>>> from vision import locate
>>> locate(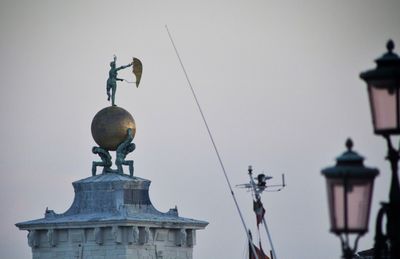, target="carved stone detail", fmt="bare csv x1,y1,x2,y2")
155,245,164,259
176,229,187,247
47,229,57,247
187,229,195,247
127,226,139,244
139,226,152,244
94,227,103,245
27,230,39,248
133,226,139,243
111,226,122,244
